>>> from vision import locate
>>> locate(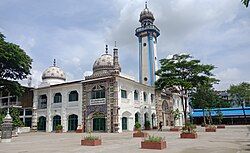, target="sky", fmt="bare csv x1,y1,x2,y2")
0,0,249,90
